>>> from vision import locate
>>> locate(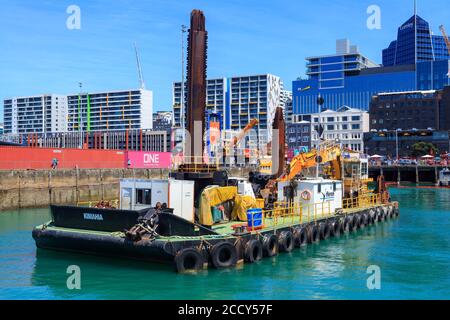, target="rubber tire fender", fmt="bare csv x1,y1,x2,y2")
319,222,330,240
368,209,376,224
346,215,355,232
377,207,384,222
244,239,263,263
279,231,295,252
382,206,390,220
353,214,361,230
210,241,238,269
174,248,205,273
331,219,341,237
388,205,395,219
293,227,308,247
361,213,369,227
339,217,346,234
311,224,320,243
343,216,351,233
262,234,278,257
